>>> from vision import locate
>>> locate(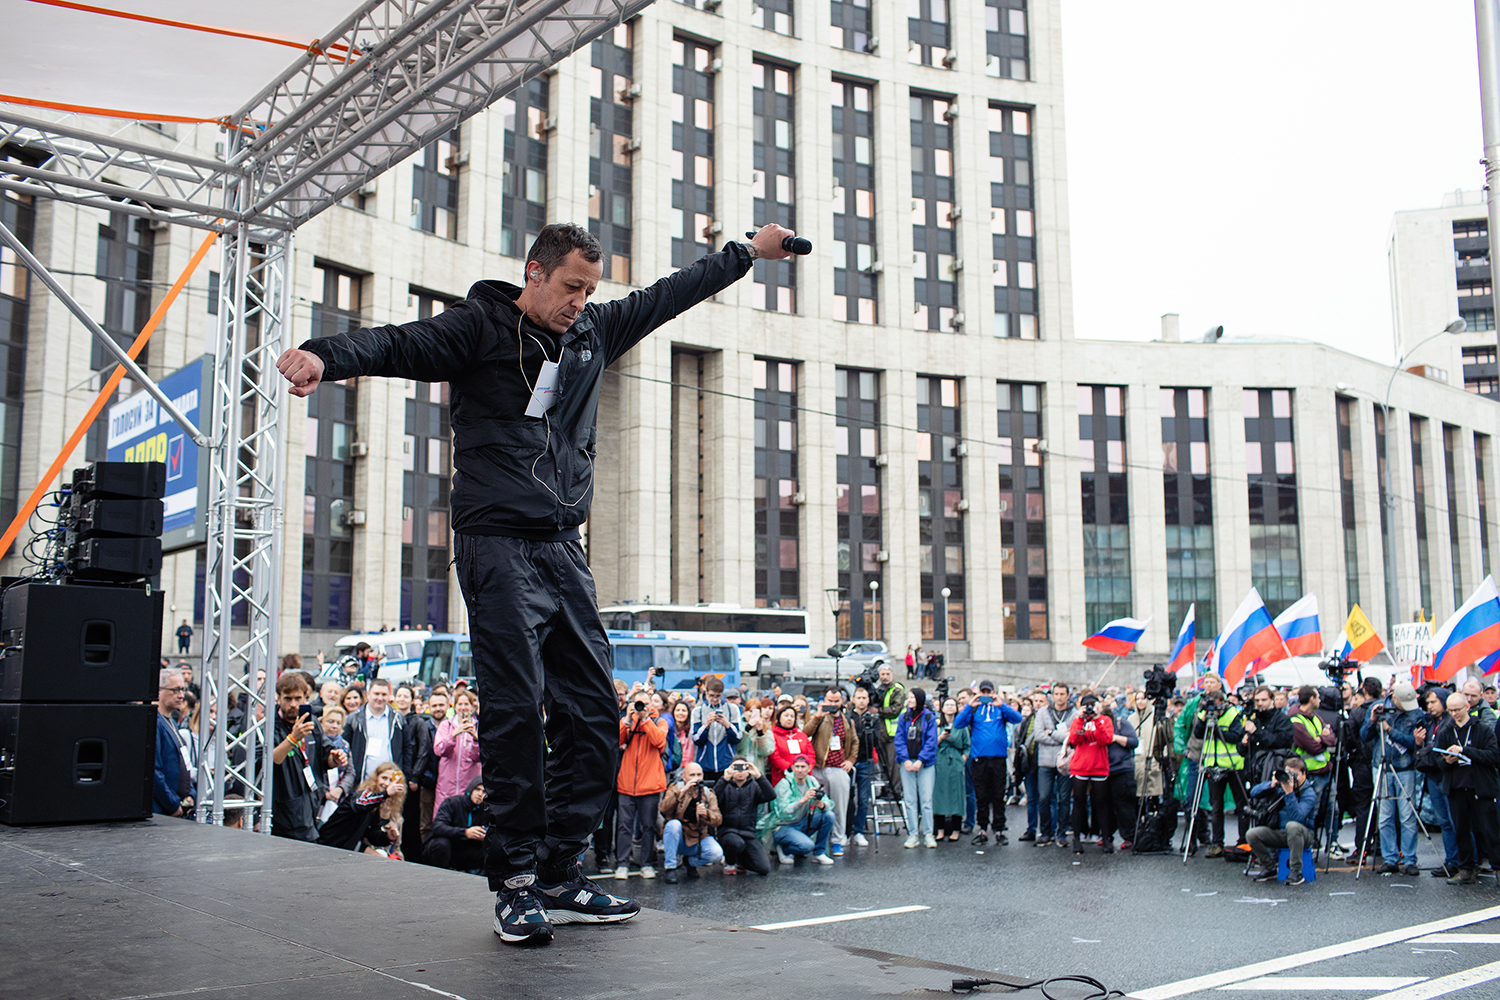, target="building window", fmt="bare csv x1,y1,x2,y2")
911,94,958,332
1244,389,1301,617
589,22,634,283
0,177,31,527
753,0,793,35
1080,385,1129,633
755,359,799,608
836,368,882,637
1464,344,1499,399
672,38,717,269
830,0,872,52
908,0,951,67
918,377,964,639
752,61,797,313
1444,424,1463,611
411,128,460,239
1457,281,1492,298
832,79,877,323
1454,220,1489,239
400,291,454,630
1459,308,1494,331
1162,388,1215,639
998,381,1045,639
302,263,363,632
499,79,549,259
1337,396,1359,611
988,104,1037,339
1479,433,1494,578
95,209,154,371
985,0,1028,79
1411,417,1433,617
